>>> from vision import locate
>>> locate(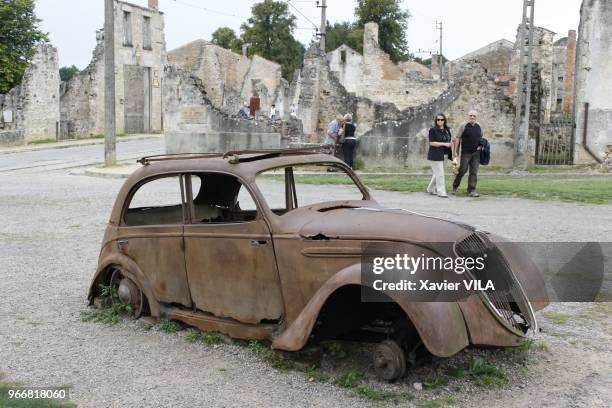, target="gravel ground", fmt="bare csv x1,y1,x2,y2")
0,146,610,407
